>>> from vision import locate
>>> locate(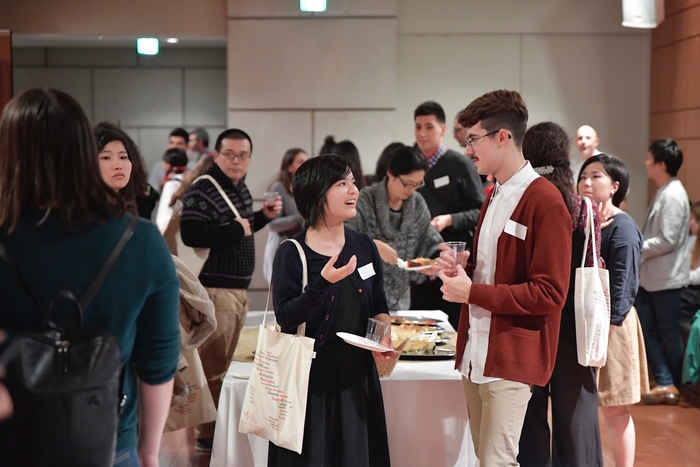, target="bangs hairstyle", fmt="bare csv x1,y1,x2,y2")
94,121,149,212
292,155,353,228
0,88,124,232
579,153,629,208
458,89,528,147
522,121,577,218
386,145,428,177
